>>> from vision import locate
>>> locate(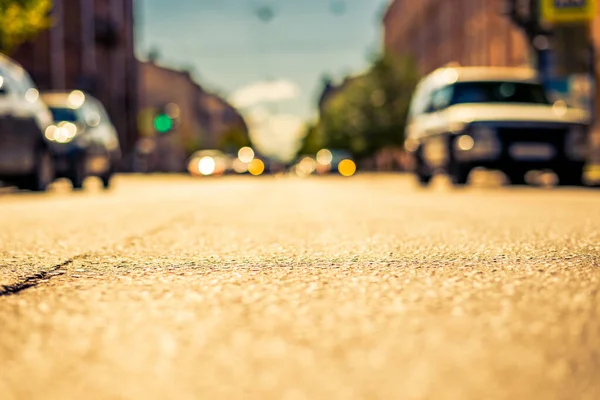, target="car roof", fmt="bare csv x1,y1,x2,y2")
41,91,98,108
40,93,71,107
424,66,539,88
